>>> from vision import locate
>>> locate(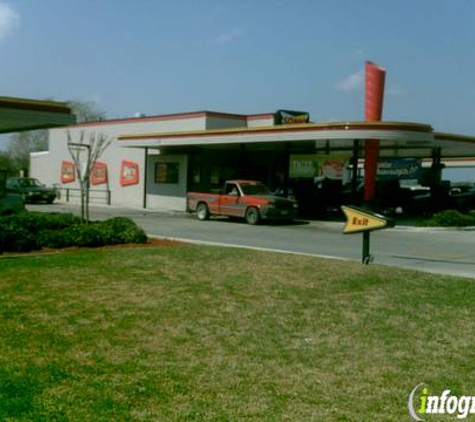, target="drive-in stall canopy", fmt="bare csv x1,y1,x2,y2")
117,120,475,212
117,120,475,158
0,95,75,134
